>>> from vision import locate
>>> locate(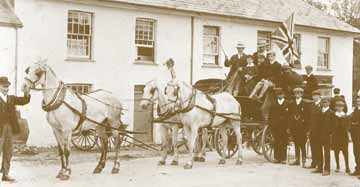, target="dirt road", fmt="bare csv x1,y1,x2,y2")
4,147,360,187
